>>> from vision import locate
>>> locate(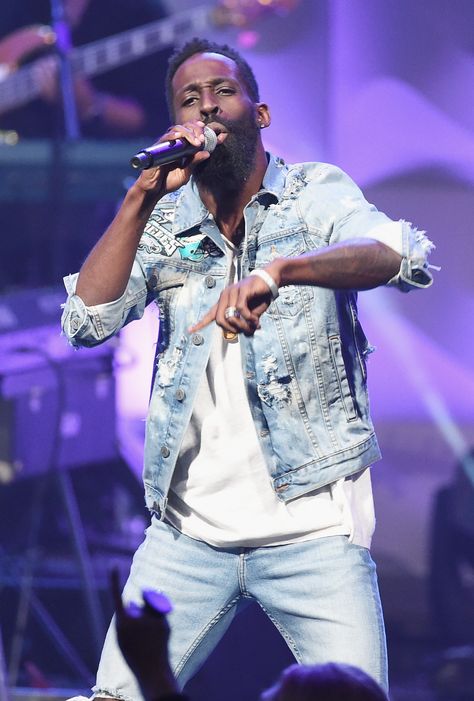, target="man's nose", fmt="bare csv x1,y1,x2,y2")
200,94,219,119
